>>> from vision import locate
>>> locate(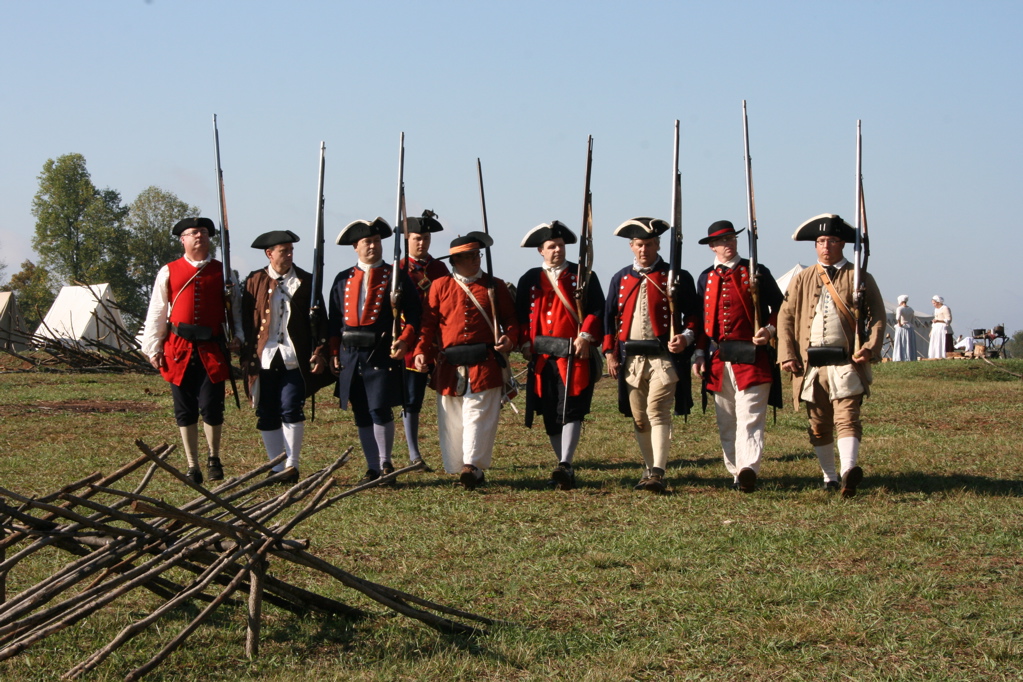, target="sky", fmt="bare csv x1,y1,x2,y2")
1,1,1020,337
